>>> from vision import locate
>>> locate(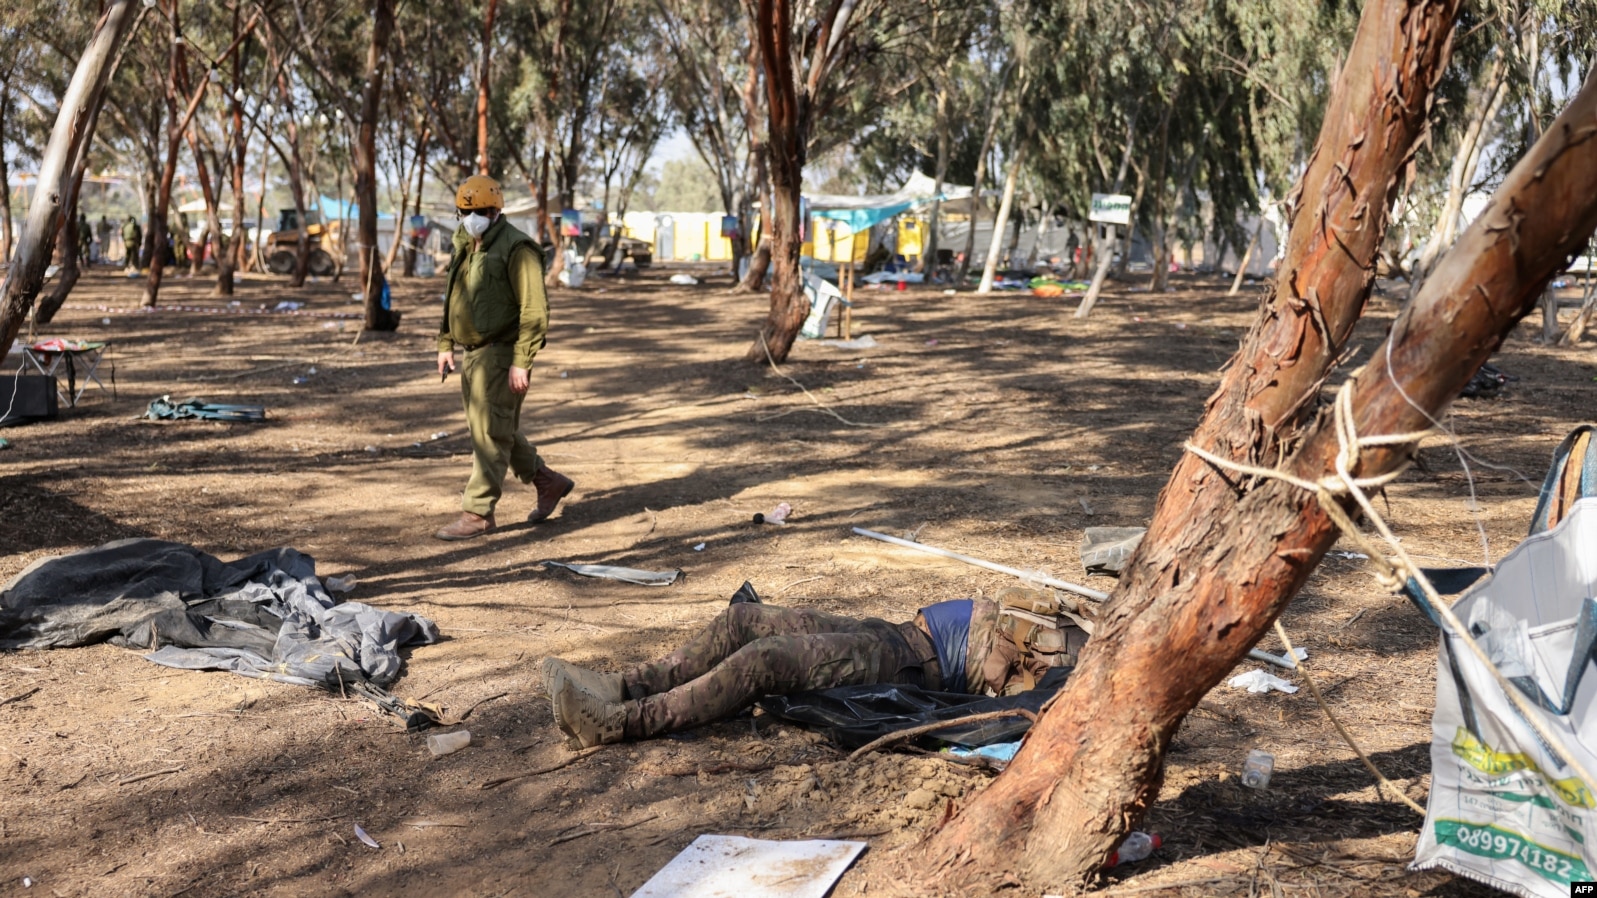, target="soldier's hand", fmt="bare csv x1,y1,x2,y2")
438,351,455,379
508,366,530,394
